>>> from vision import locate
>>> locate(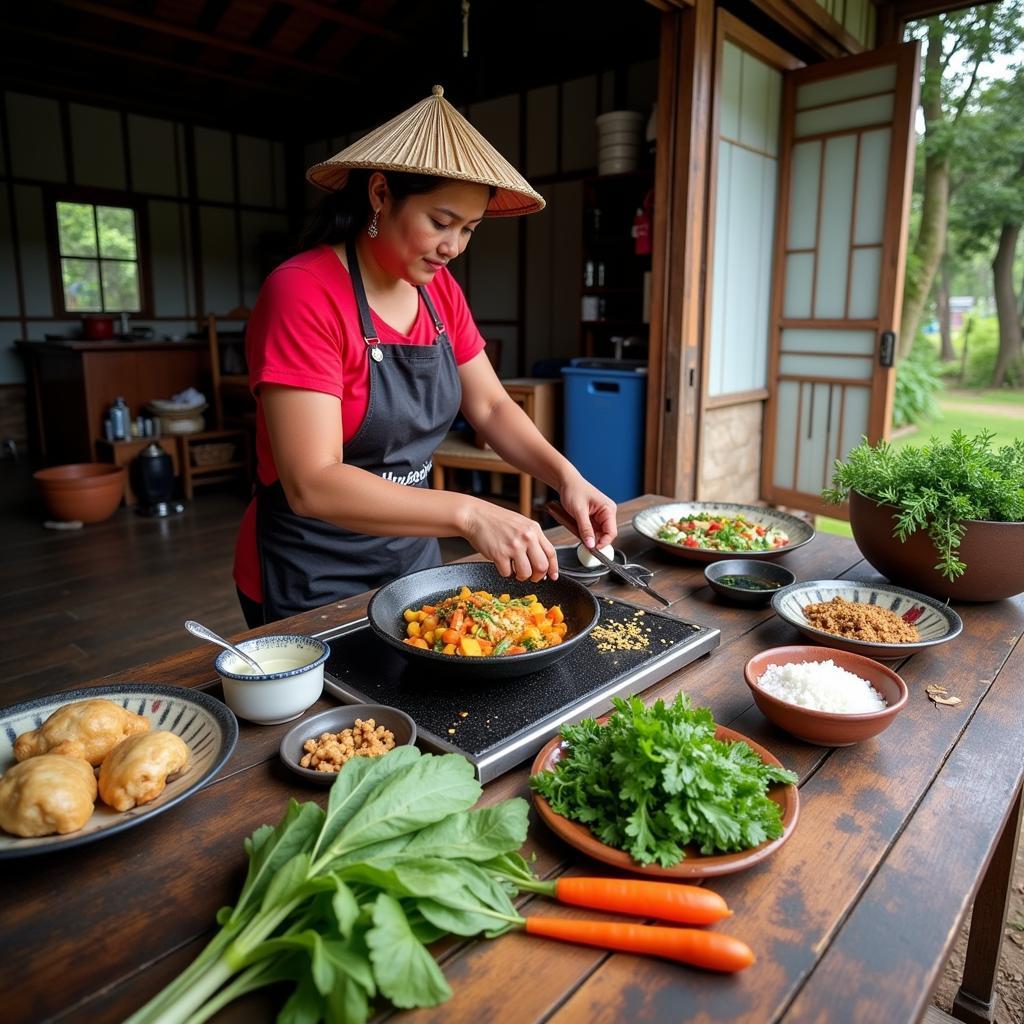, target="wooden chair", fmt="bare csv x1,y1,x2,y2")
431,374,560,521
178,315,252,500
